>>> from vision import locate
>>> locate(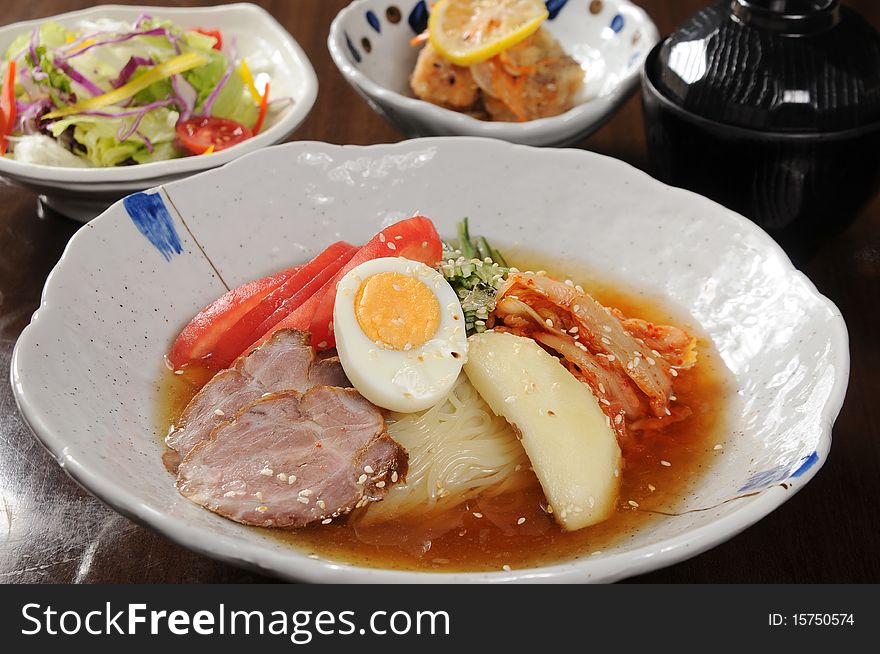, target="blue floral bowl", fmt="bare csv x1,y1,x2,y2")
328,0,659,146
